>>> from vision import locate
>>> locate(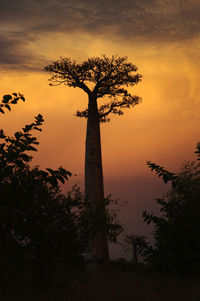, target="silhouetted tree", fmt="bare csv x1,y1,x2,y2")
142,143,200,274
125,235,147,264
45,55,142,267
0,114,84,280
0,93,123,284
